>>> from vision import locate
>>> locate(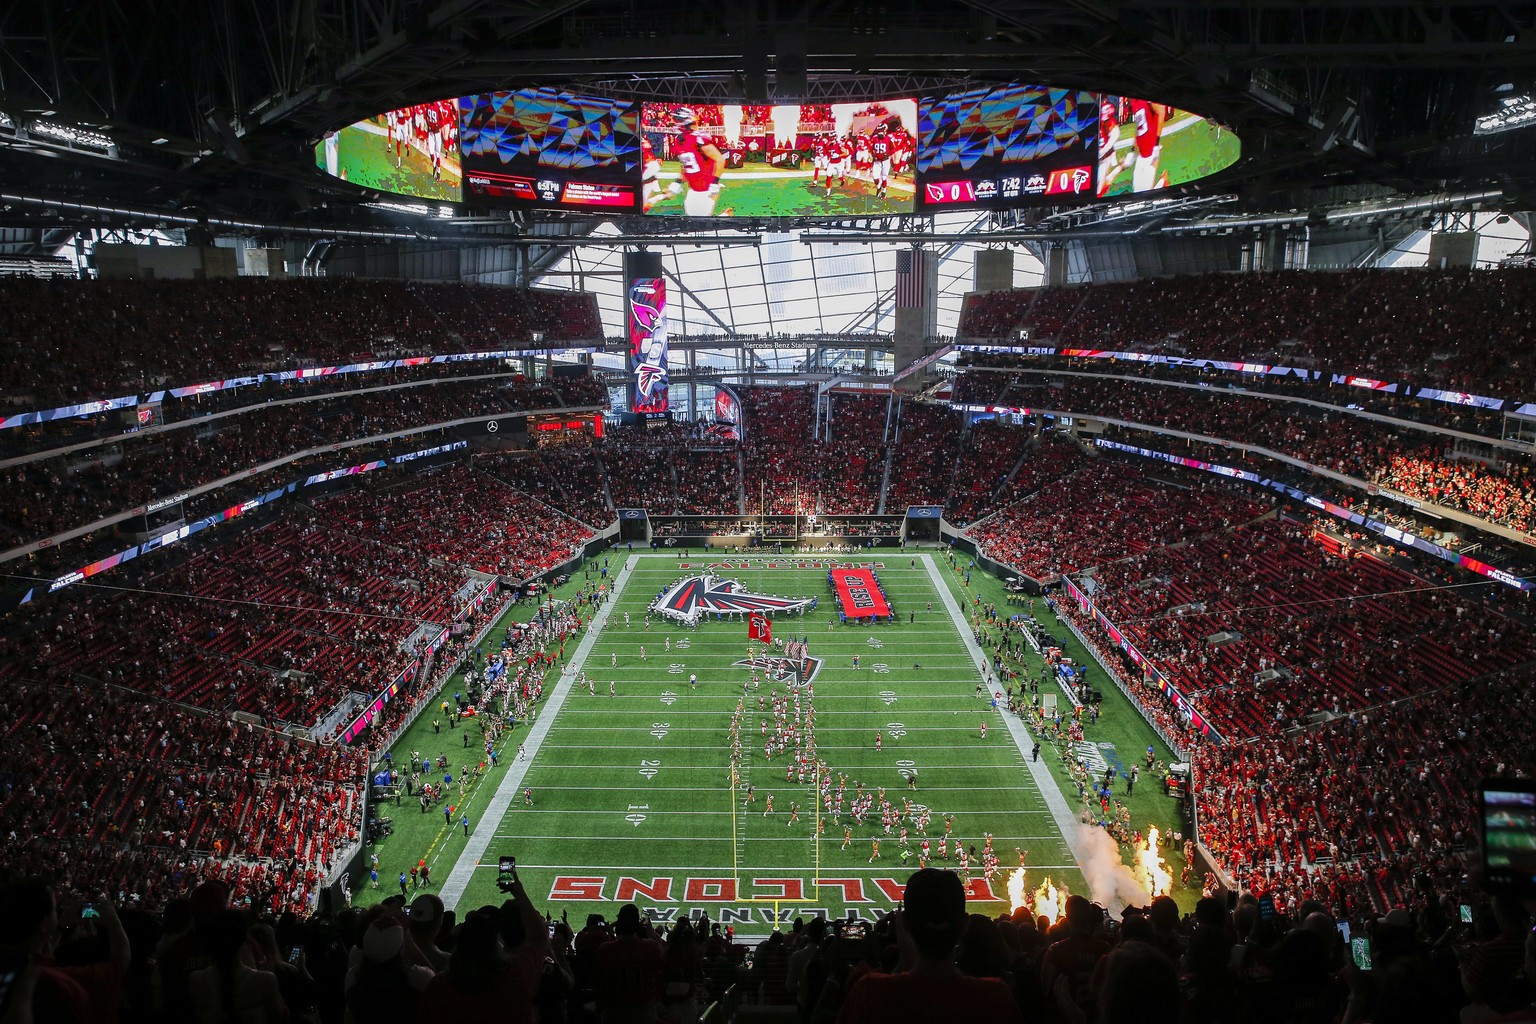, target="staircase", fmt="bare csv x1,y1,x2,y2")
735,449,747,514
